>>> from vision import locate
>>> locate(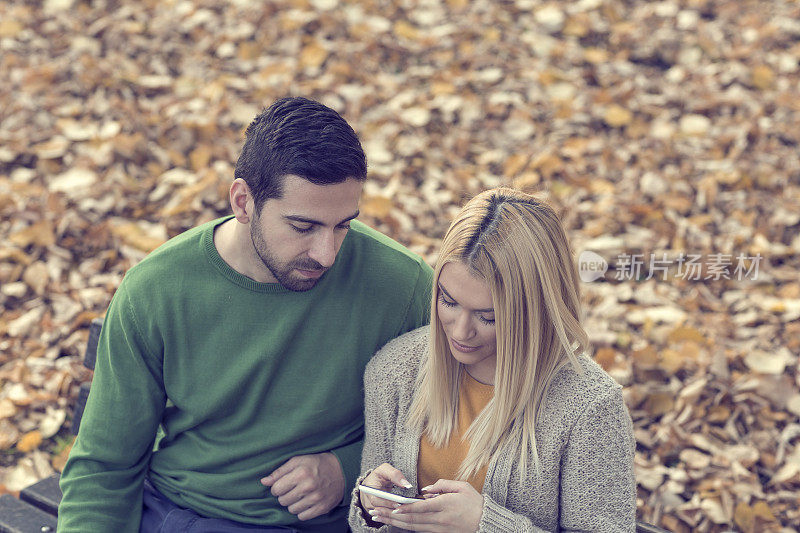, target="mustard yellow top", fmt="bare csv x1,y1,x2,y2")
417,369,495,491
